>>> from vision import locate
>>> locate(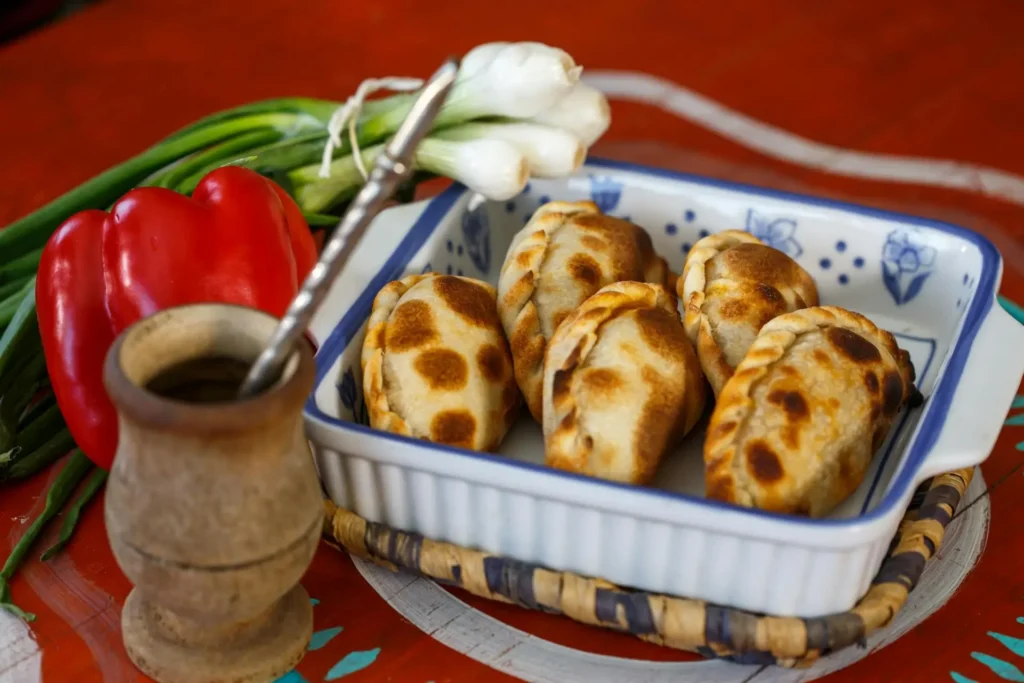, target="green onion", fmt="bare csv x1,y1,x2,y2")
0,278,30,302
292,135,530,211
0,249,43,286
432,42,580,125
40,467,108,561
0,447,20,471
0,295,21,331
523,81,611,147
0,280,36,383
6,429,75,482
0,351,48,453
289,146,382,213
17,392,56,430
162,98,337,143
0,113,322,258
432,121,584,178
15,402,63,452
0,450,92,621
303,213,343,227
334,43,581,143
175,133,334,195
0,336,39,402
149,129,285,191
